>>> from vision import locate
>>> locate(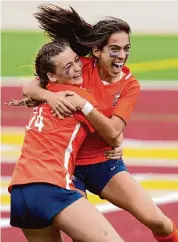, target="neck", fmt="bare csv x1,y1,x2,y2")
97,62,122,84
